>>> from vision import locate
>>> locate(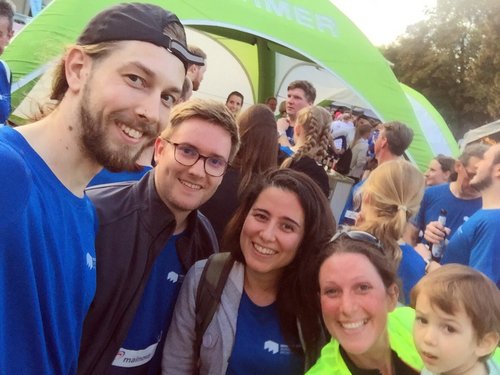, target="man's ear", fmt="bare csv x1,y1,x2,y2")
153,137,165,165
475,331,499,358
379,135,388,149
492,163,500,179
188,64,198,75
64,47,91,93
